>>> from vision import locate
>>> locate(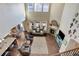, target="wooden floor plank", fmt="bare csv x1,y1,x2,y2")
46,34,59,55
